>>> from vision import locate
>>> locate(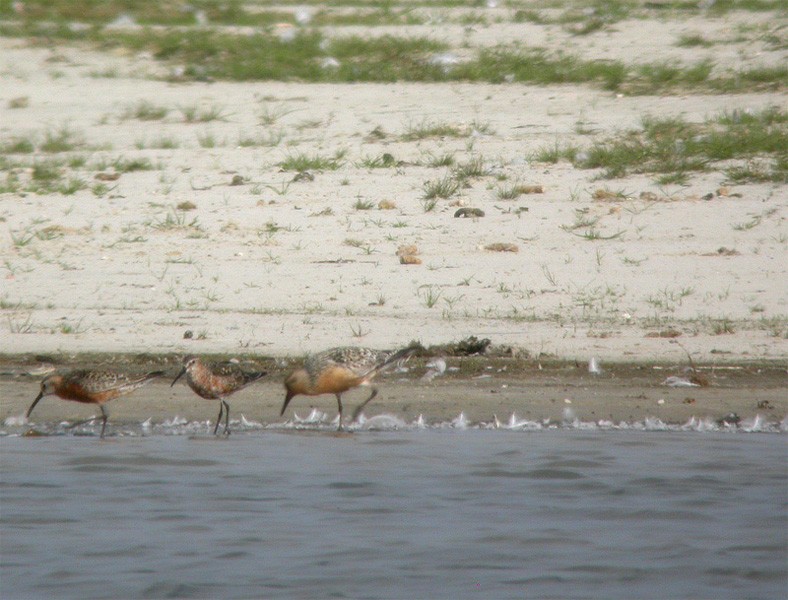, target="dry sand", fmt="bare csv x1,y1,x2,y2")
0,7,786,428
